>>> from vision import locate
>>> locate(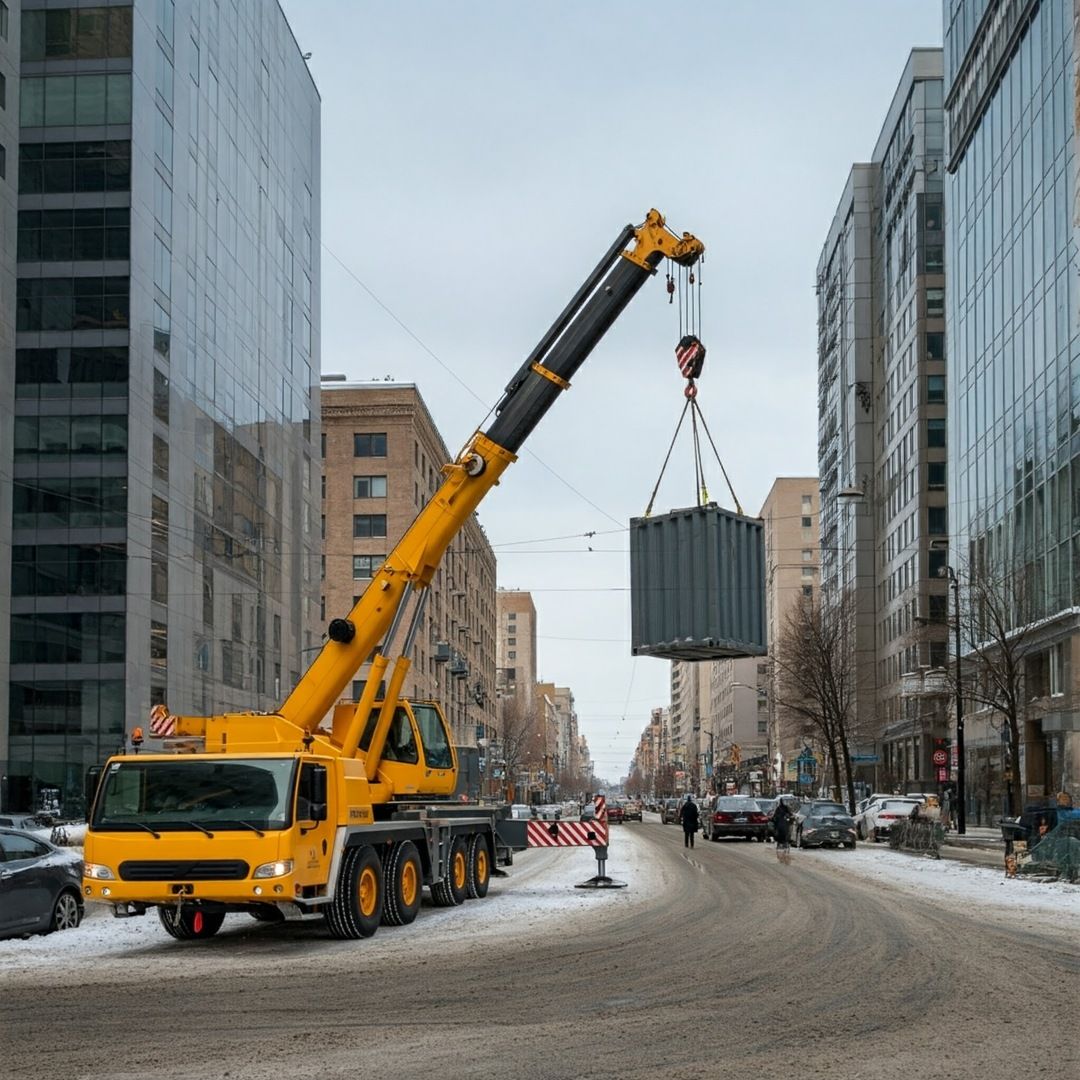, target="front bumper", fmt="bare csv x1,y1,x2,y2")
803,829,856,847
